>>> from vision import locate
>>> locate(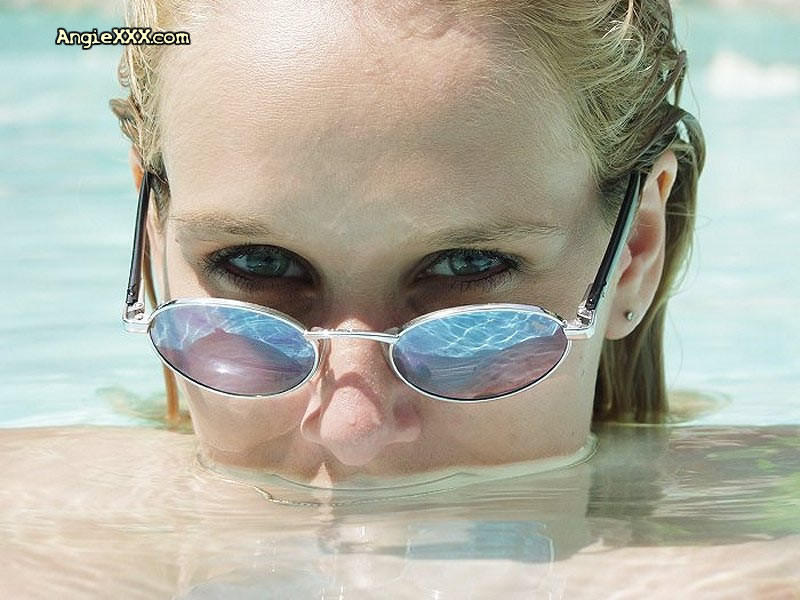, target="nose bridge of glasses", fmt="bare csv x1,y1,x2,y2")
304,328,399,345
